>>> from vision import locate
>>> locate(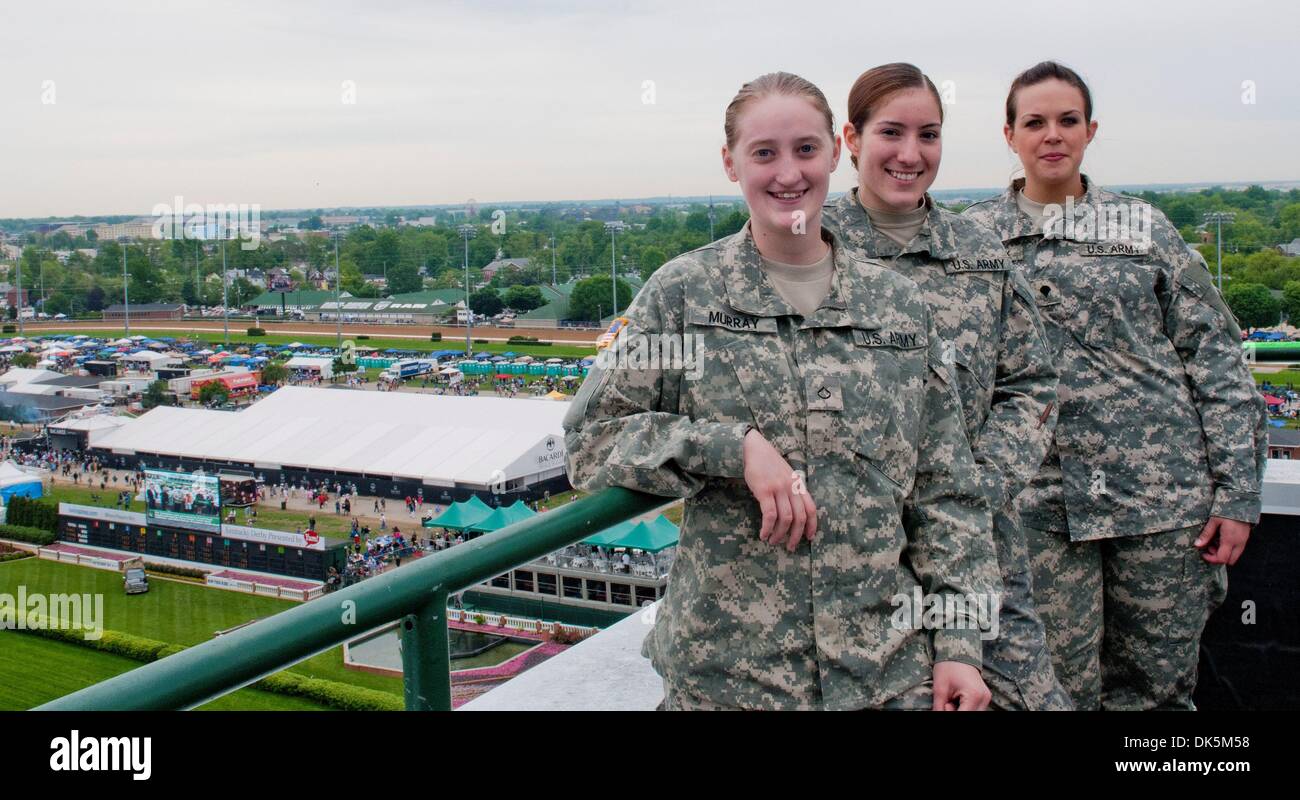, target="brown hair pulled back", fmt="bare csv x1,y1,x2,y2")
845,63,944,169
1005,61,1093,127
